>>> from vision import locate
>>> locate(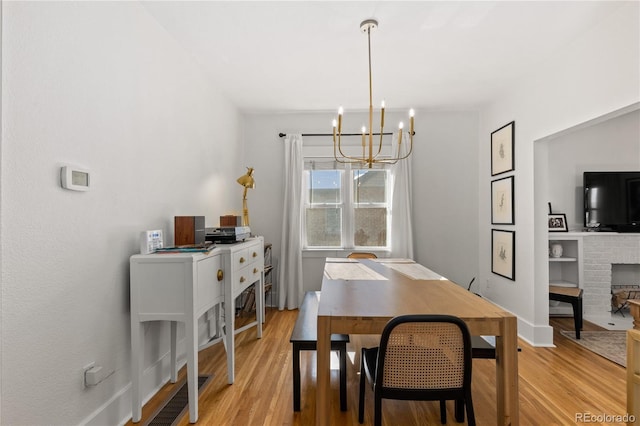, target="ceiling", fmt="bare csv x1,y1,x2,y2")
141,1,628,113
